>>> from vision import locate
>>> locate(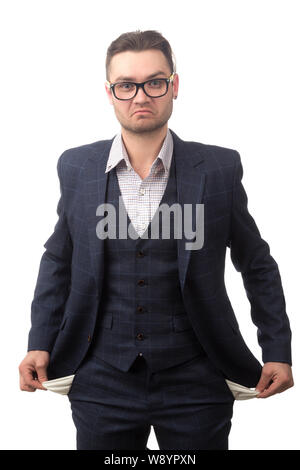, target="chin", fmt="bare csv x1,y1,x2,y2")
121,120,164,134
139,117,169,130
